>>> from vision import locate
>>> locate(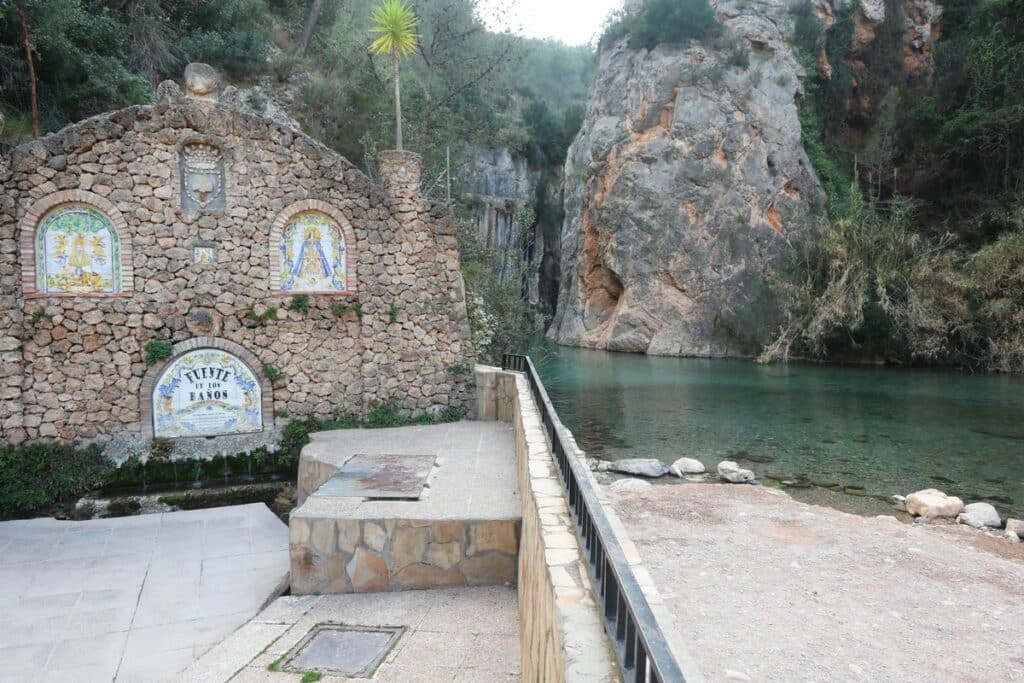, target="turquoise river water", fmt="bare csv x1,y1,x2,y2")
536,346,1024,519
